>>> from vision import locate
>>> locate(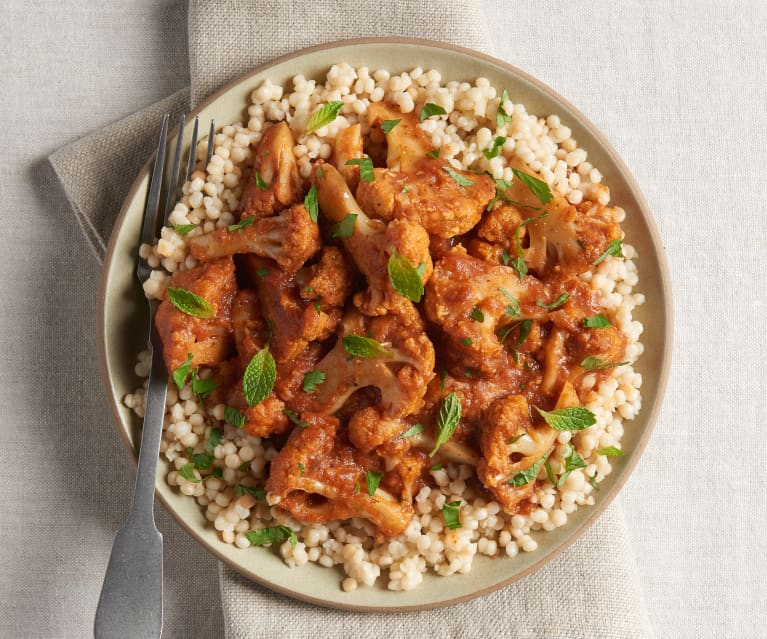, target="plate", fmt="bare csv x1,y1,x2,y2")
98,38,672,611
